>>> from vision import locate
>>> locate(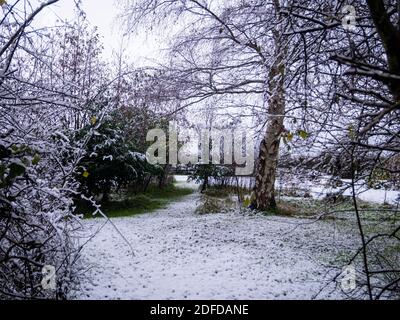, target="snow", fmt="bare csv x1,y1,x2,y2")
174,175,200,190
306,177,400,205
356,188,399,204
210,176,400,205
73,177,359,300
128,151,146,161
